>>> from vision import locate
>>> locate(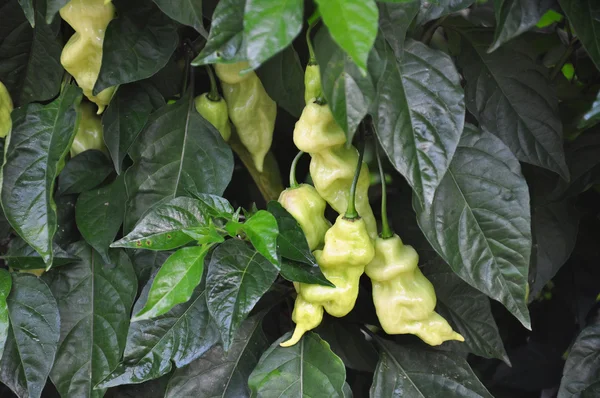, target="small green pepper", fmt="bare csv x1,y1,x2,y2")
194,93,232,142
0,81,13,138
